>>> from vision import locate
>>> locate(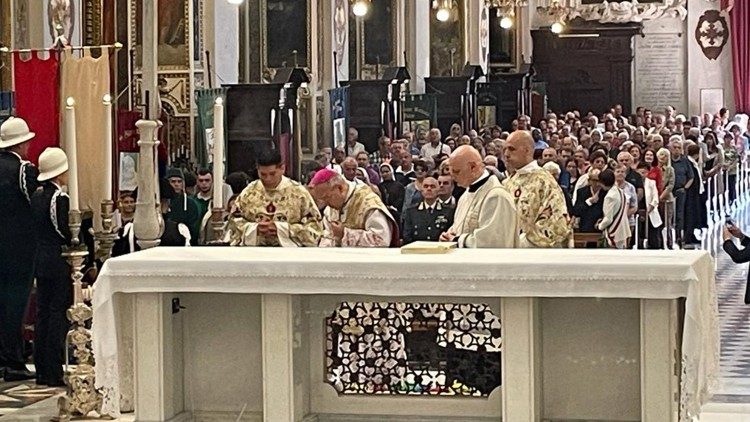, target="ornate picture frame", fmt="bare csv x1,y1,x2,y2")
259,0,312,81
130,0,192,70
